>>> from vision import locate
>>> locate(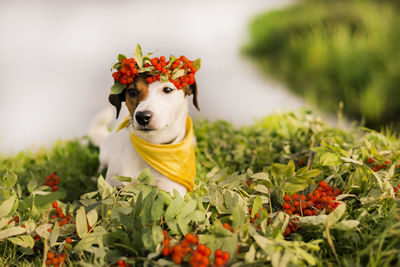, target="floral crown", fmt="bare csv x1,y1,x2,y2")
110,44,201,95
